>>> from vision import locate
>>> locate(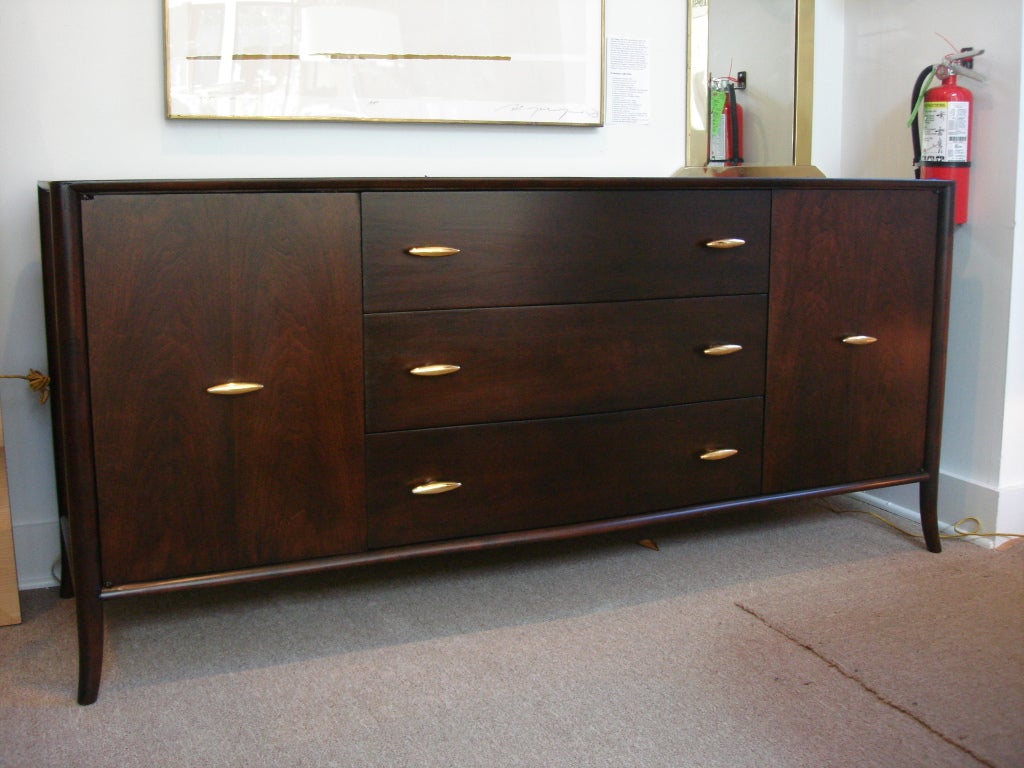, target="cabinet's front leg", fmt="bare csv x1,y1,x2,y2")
919,479,942,553
75,591,104,705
